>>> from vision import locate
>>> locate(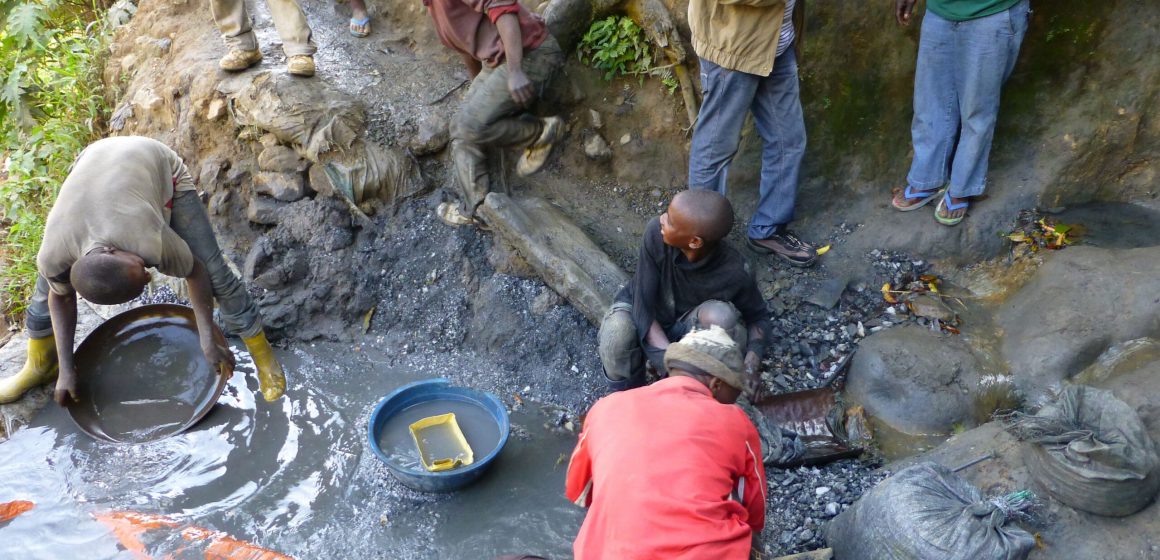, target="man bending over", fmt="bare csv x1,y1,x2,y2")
0,136,286,406
567,327,766,558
